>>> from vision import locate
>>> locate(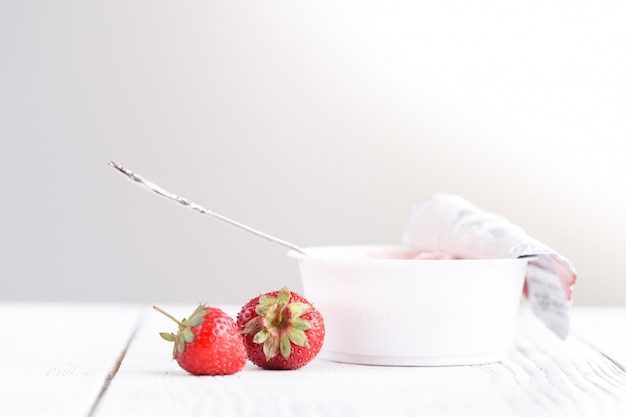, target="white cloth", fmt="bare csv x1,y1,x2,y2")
403,193,576,338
